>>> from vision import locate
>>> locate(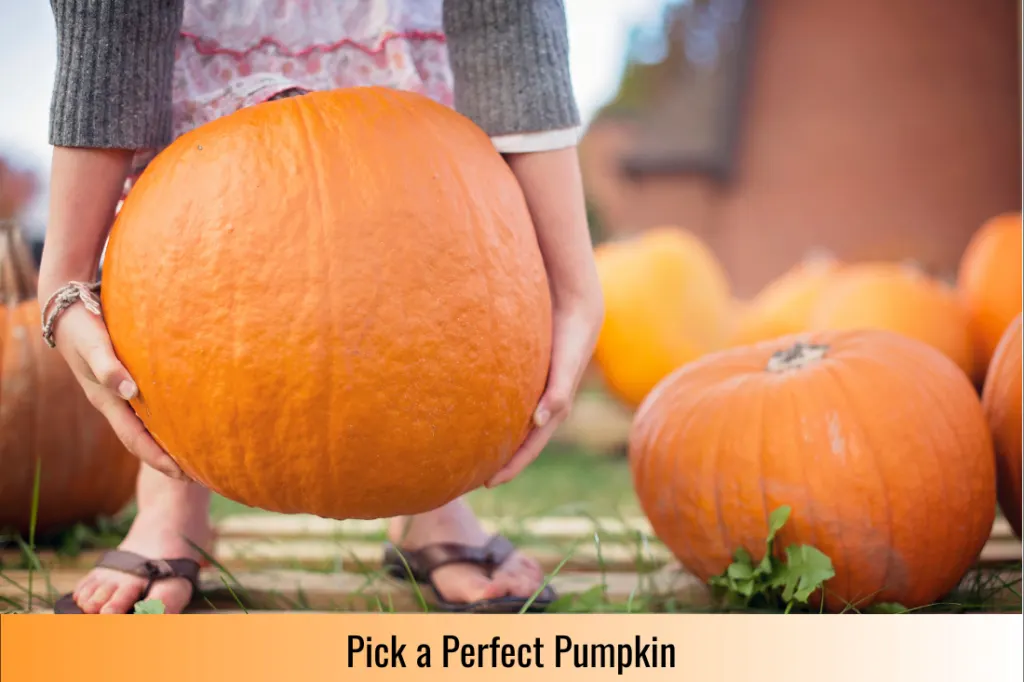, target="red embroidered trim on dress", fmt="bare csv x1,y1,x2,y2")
180,30,447,59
